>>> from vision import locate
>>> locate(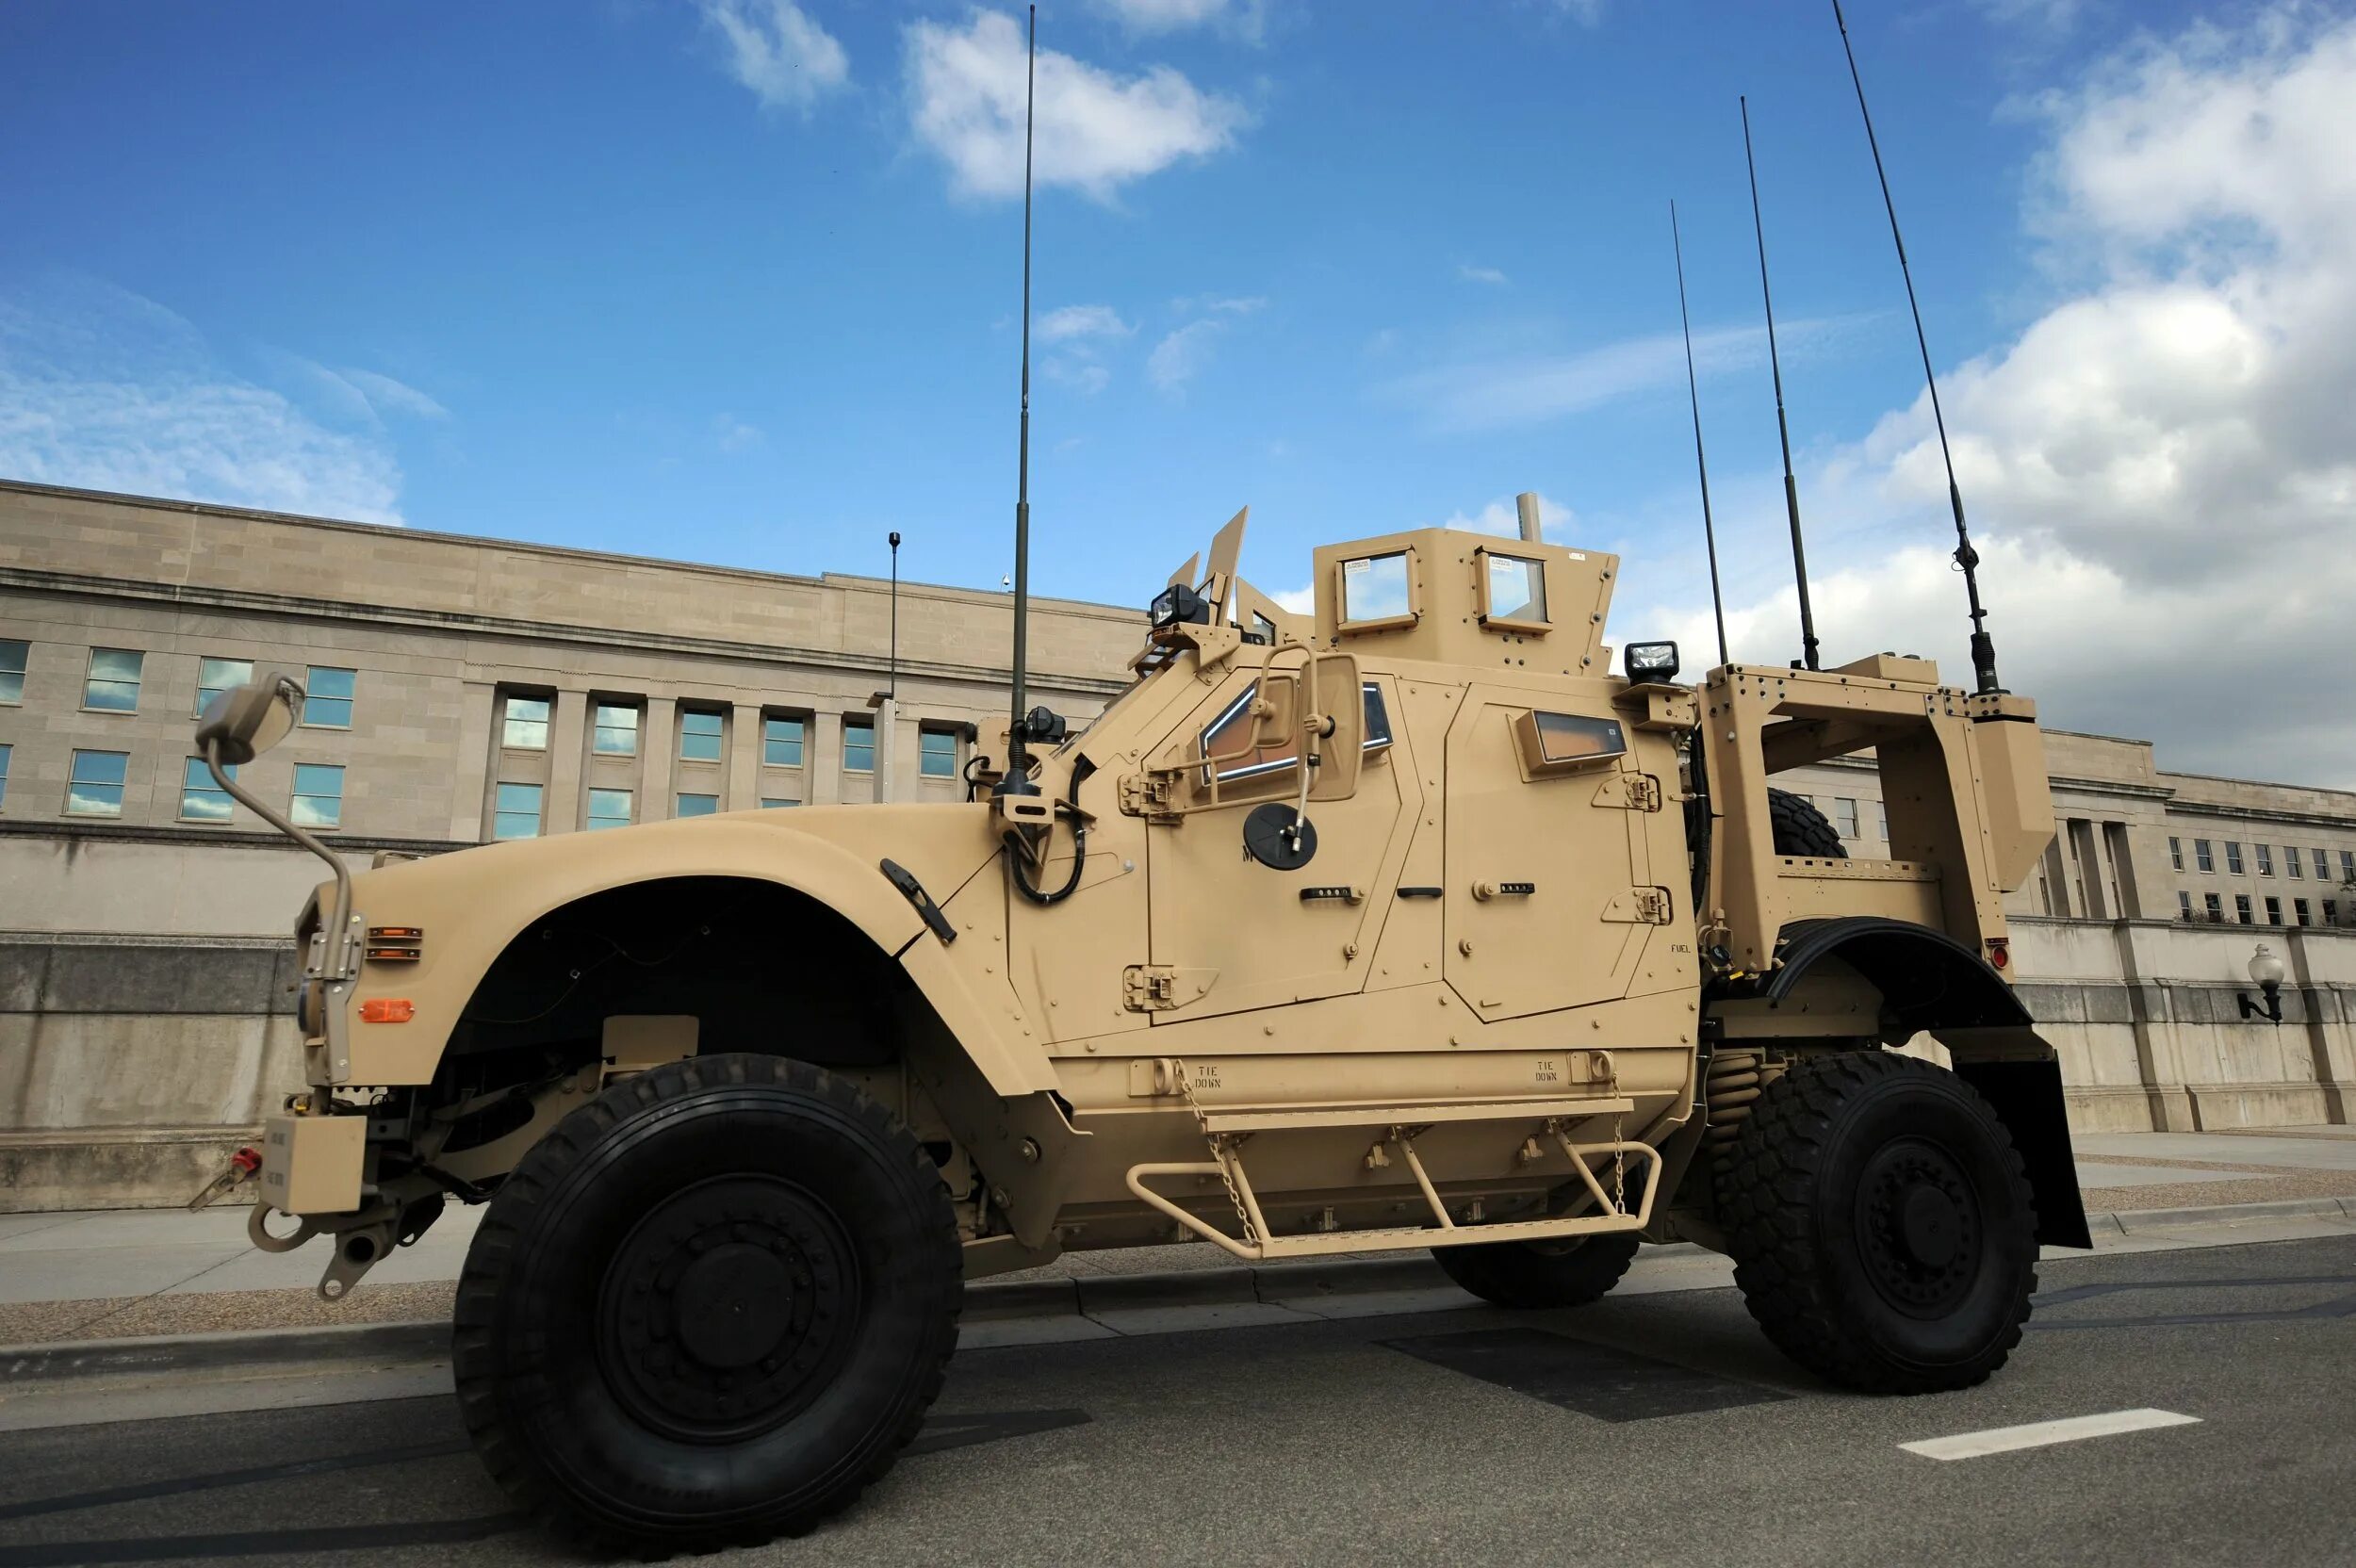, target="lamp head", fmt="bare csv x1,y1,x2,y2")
194,676,303,766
